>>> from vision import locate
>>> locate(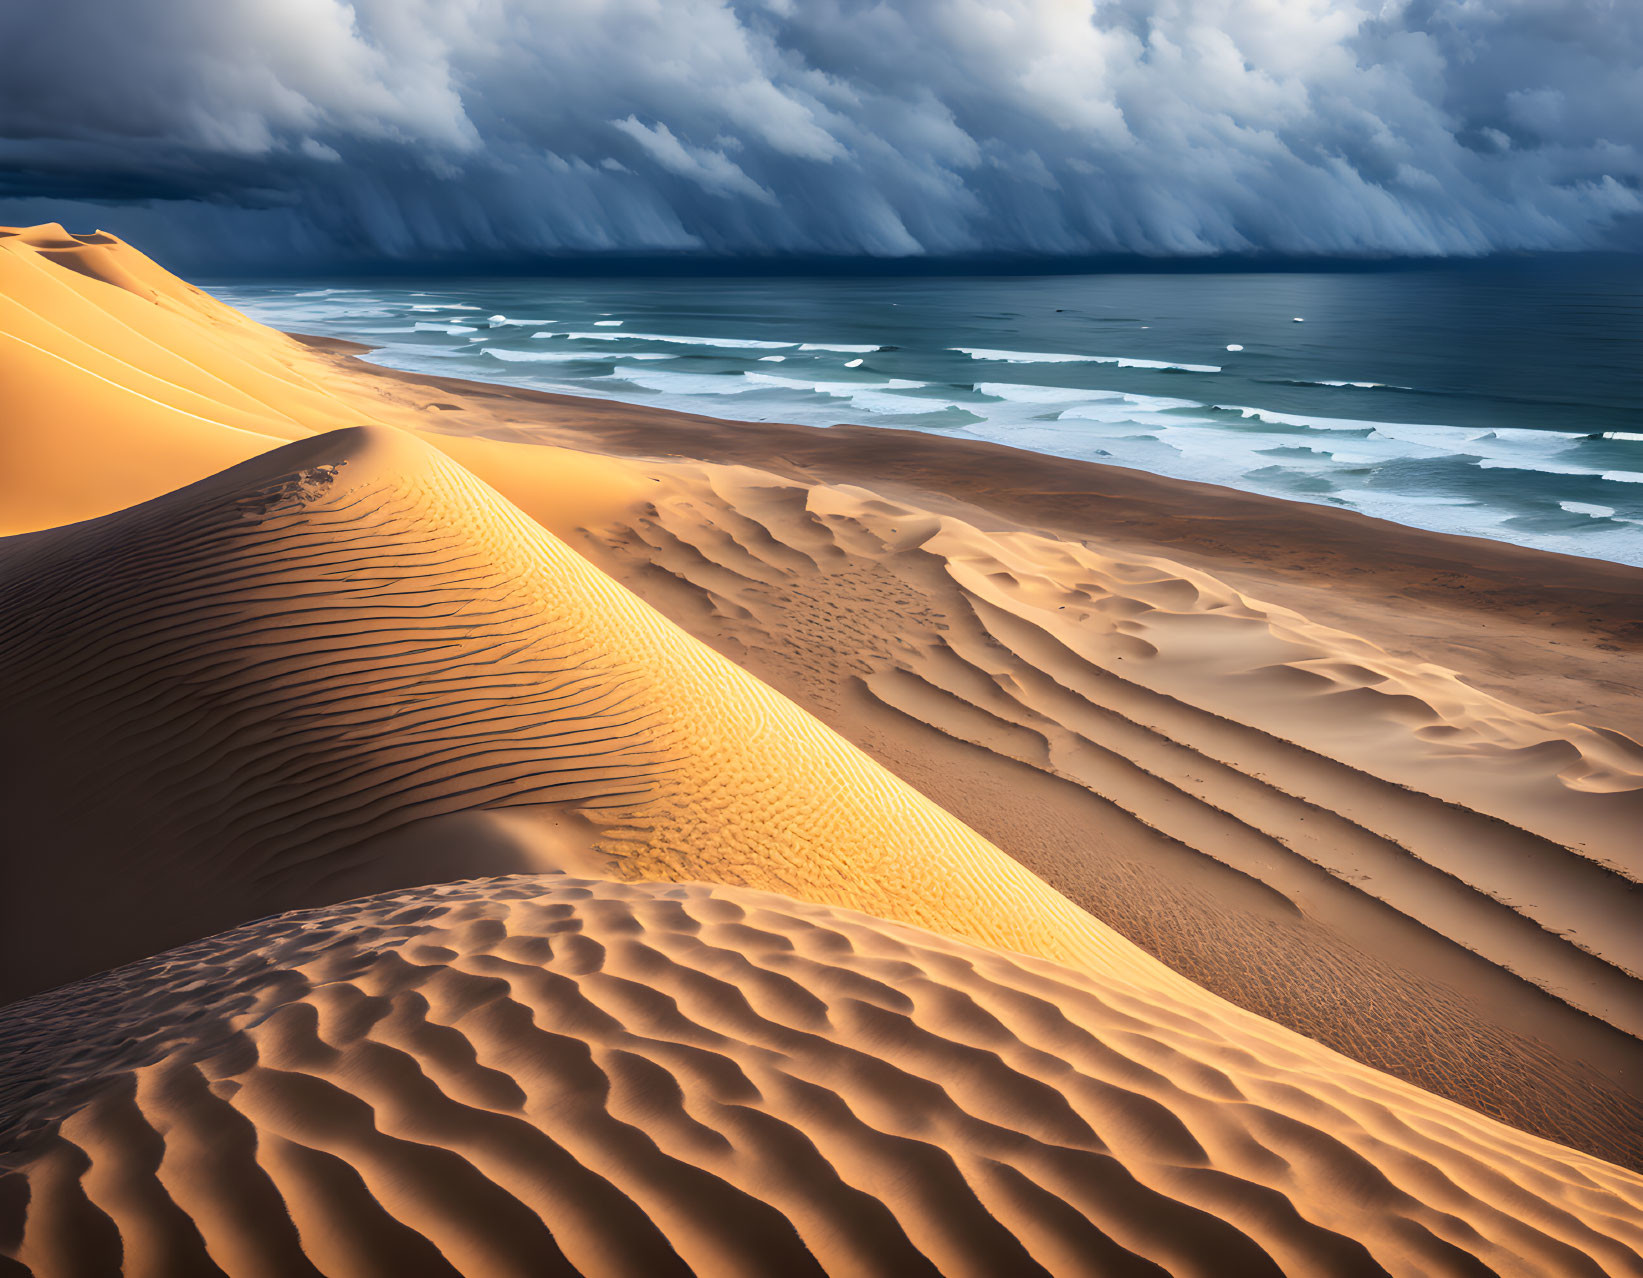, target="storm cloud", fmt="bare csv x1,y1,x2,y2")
2,0,1639,268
